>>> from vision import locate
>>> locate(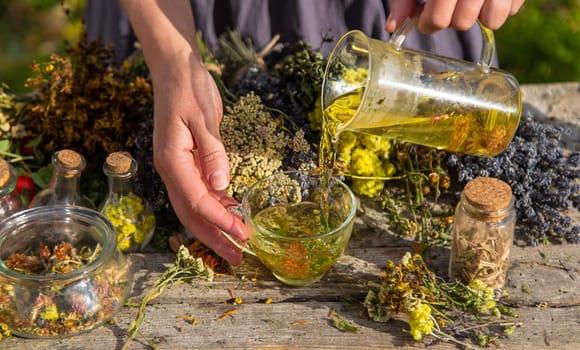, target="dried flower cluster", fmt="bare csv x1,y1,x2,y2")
365,252,518,346
221,92,313,200
23,36,153,166
0,322,11,342
121,245,213,350
0,85,27,140
0,84,34,168
337,131,396,197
